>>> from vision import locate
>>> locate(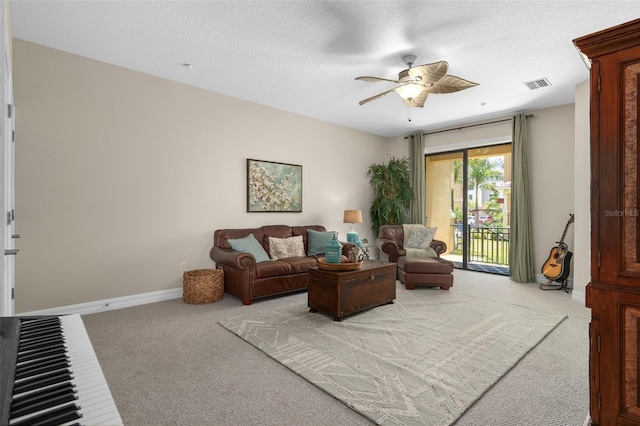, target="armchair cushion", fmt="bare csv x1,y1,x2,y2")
228,233,271,263
405,247,438,258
